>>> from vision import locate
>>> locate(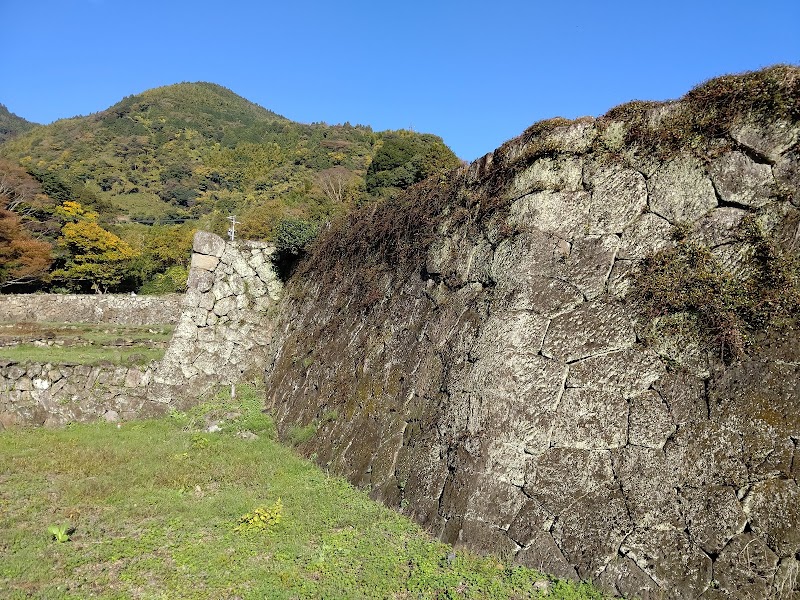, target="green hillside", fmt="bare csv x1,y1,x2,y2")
0,83,460,292
0,104,37,144
0,83,458,225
